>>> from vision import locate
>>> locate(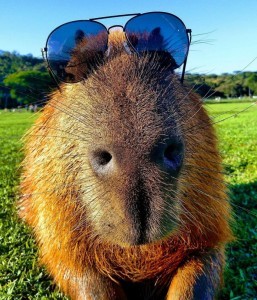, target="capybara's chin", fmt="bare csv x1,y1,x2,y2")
87,191,181,247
